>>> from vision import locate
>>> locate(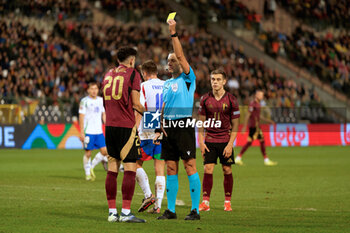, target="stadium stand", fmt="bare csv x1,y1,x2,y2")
178,0,262,31
278,0,350,29
91,0,171,23
0,1,334,123
260,27,350,97
53,20,326,112
1,0,93,21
